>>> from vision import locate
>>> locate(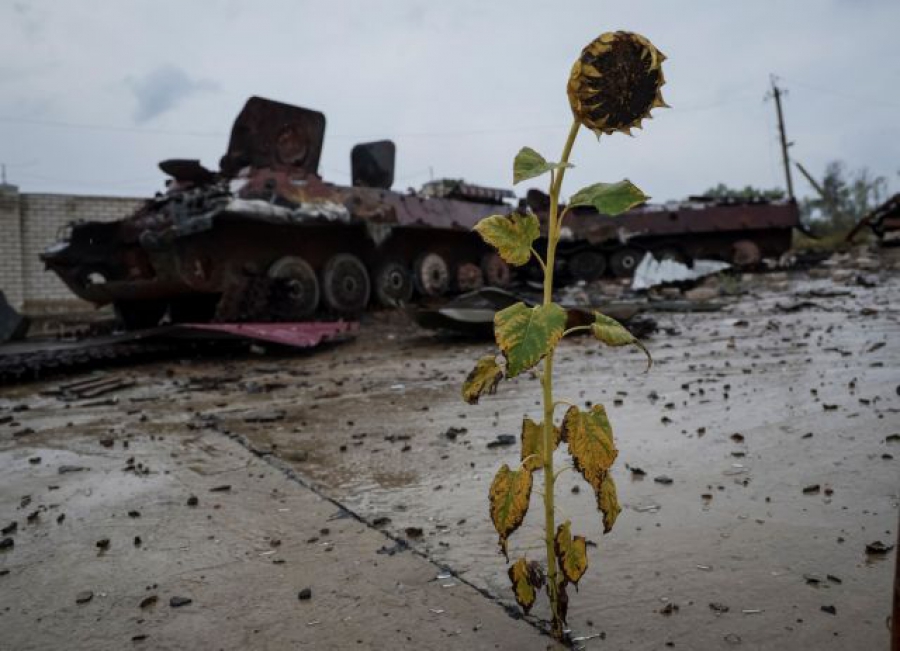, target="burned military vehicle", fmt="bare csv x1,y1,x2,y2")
42,97,518,328
43,96,801,328
527,189,801,281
